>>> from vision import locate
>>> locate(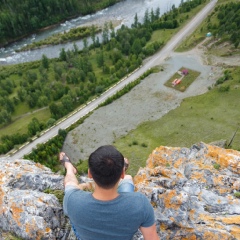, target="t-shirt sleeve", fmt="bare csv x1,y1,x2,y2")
141,194,156,228
63,185,82,216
